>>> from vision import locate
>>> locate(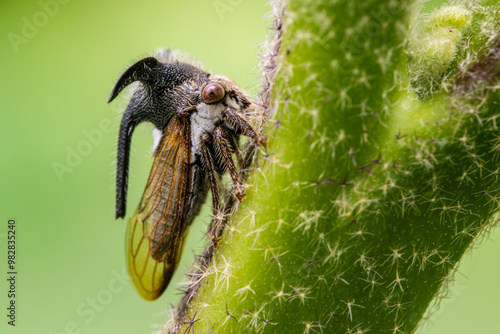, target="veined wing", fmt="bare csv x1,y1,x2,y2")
126,115,191,301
